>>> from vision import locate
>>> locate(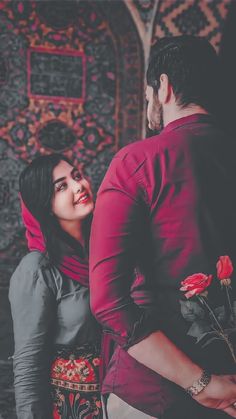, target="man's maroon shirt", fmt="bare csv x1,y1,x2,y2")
89,114,236,416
